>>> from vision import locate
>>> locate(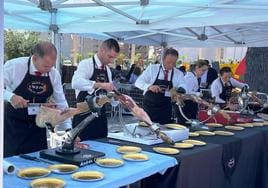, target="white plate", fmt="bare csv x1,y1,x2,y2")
214,130,234,136
152,147,180,155
95,158,124,168
72,171,104,182
17,168,51,180
122,153,149,162
30,178,65,188
253,118,264,122
116,146,142,154
48,164,79,174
